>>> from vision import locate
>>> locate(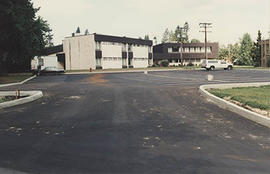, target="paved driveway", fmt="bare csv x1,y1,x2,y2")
0,69,270,174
